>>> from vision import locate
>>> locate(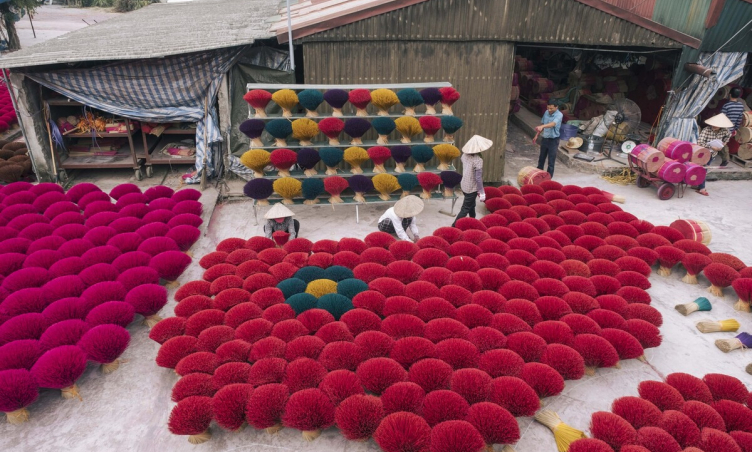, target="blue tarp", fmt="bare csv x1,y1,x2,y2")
22,47,243,182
